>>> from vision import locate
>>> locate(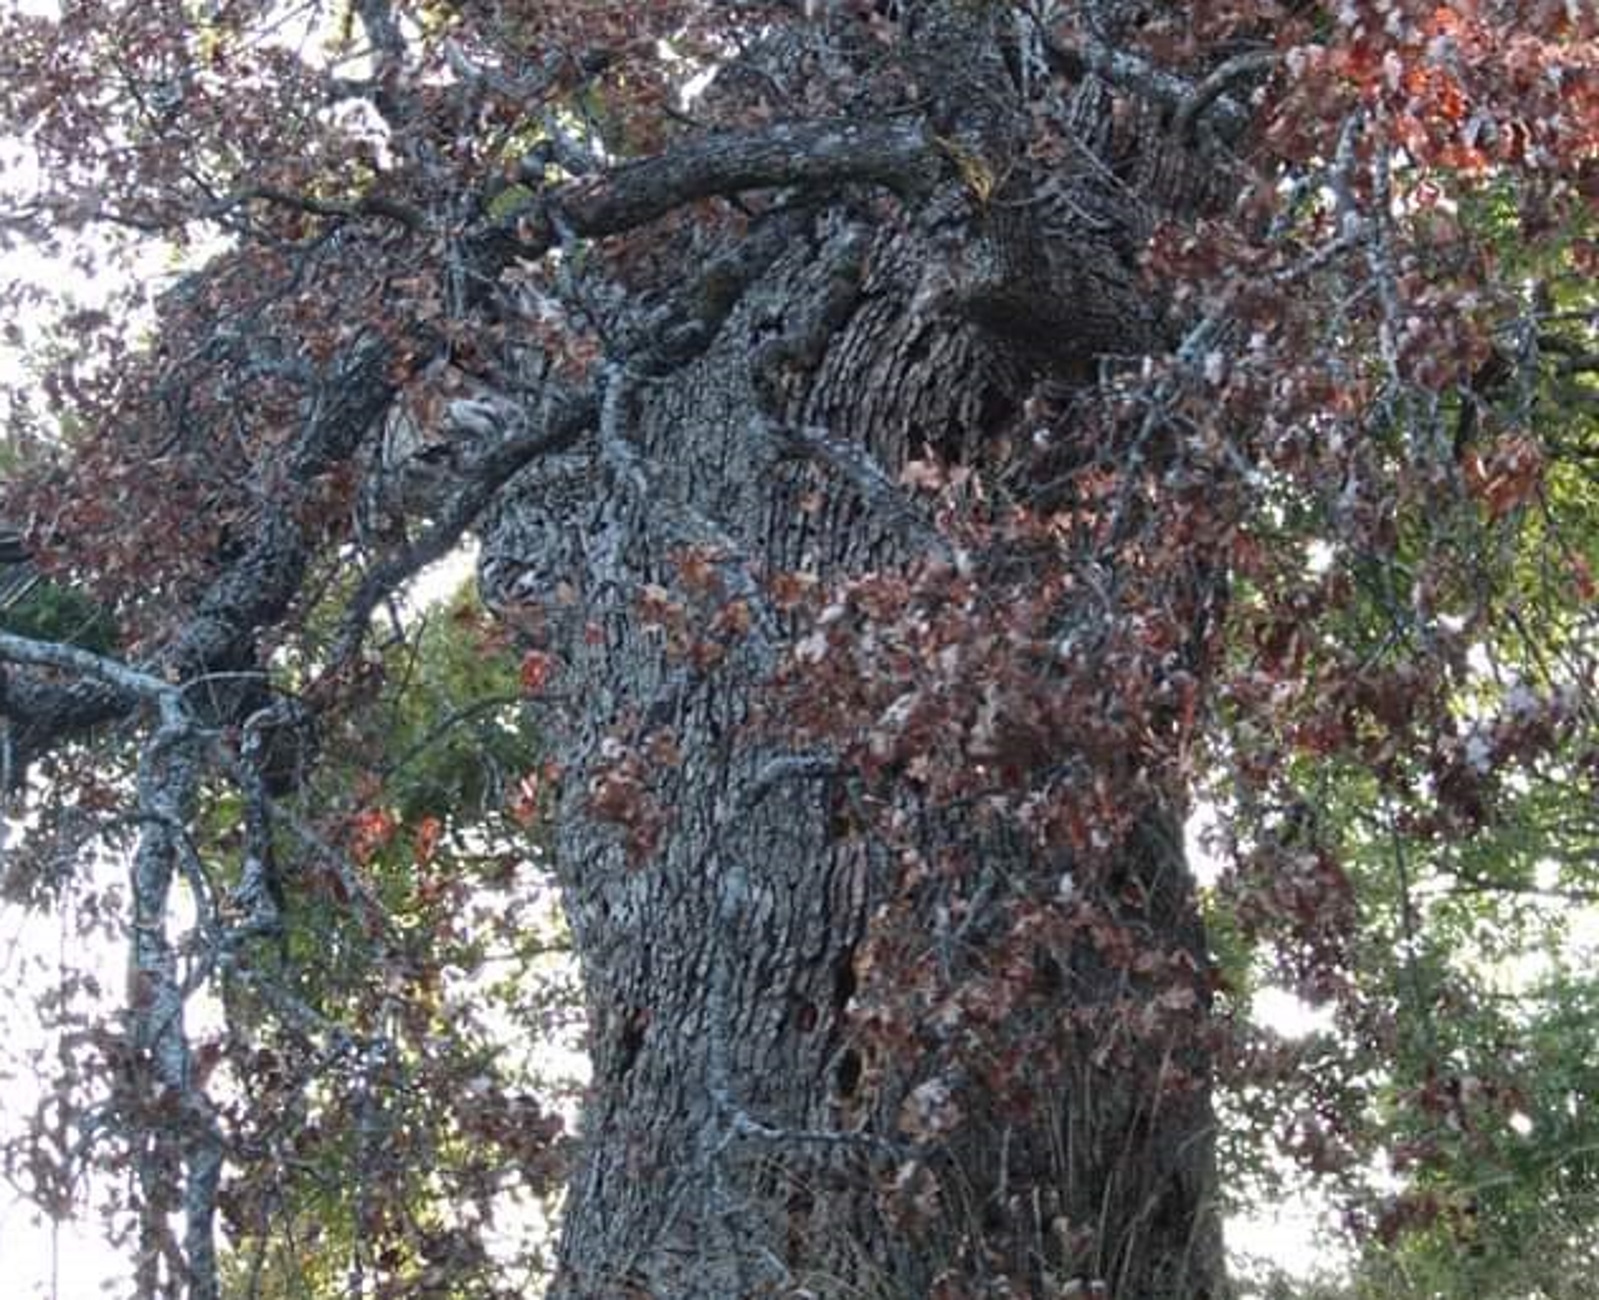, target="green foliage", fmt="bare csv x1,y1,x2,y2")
0,578,119,654
485,182,537,222
206,581,576,1298
1208,159,1599,1294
